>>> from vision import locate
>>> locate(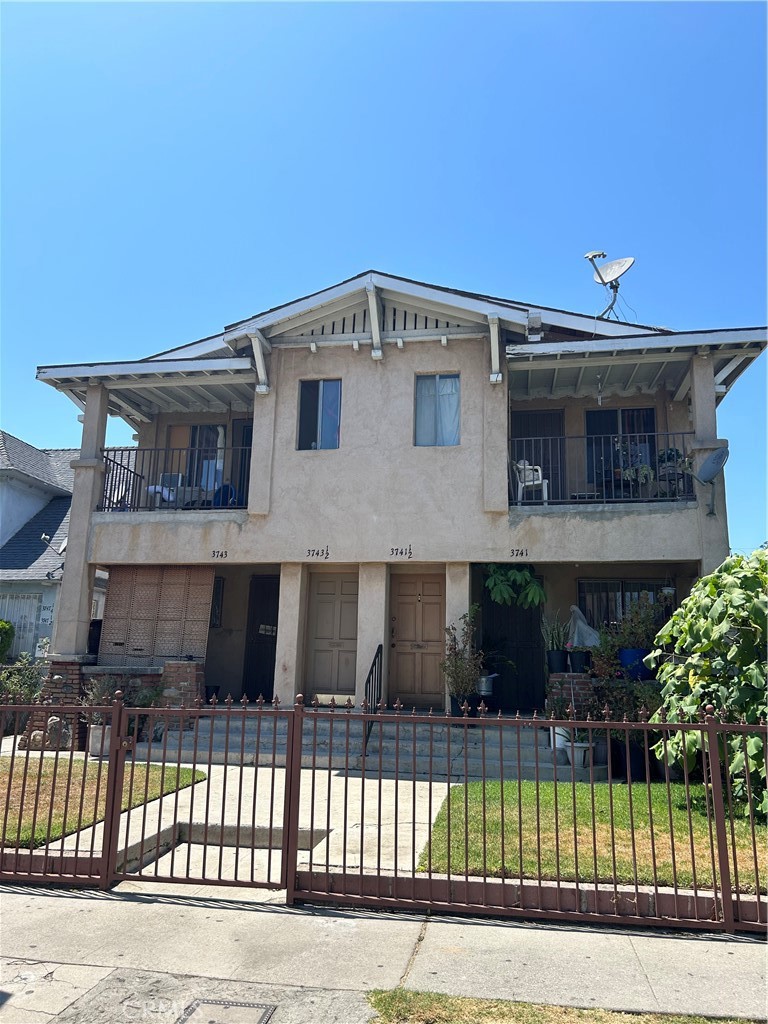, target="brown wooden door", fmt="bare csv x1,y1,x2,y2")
389,574,445,707
305,573,358,695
